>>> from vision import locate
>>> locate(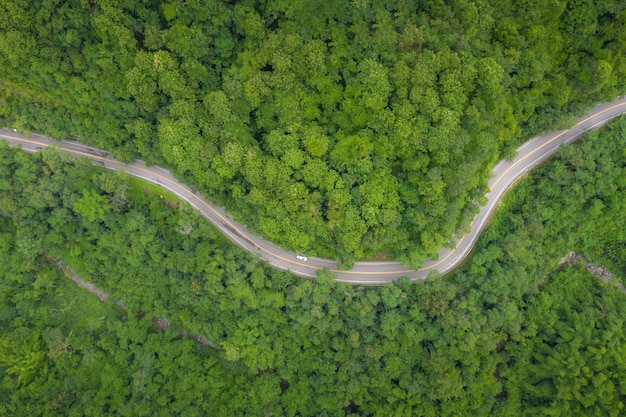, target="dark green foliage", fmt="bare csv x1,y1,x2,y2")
2,115,626,415
0,221,243,416
2,0,626,261
503,269,626,416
